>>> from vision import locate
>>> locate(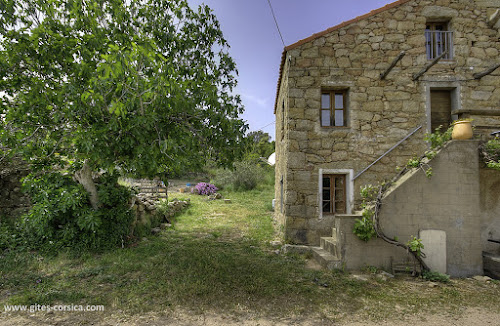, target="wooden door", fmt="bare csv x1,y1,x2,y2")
431,90,452,132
